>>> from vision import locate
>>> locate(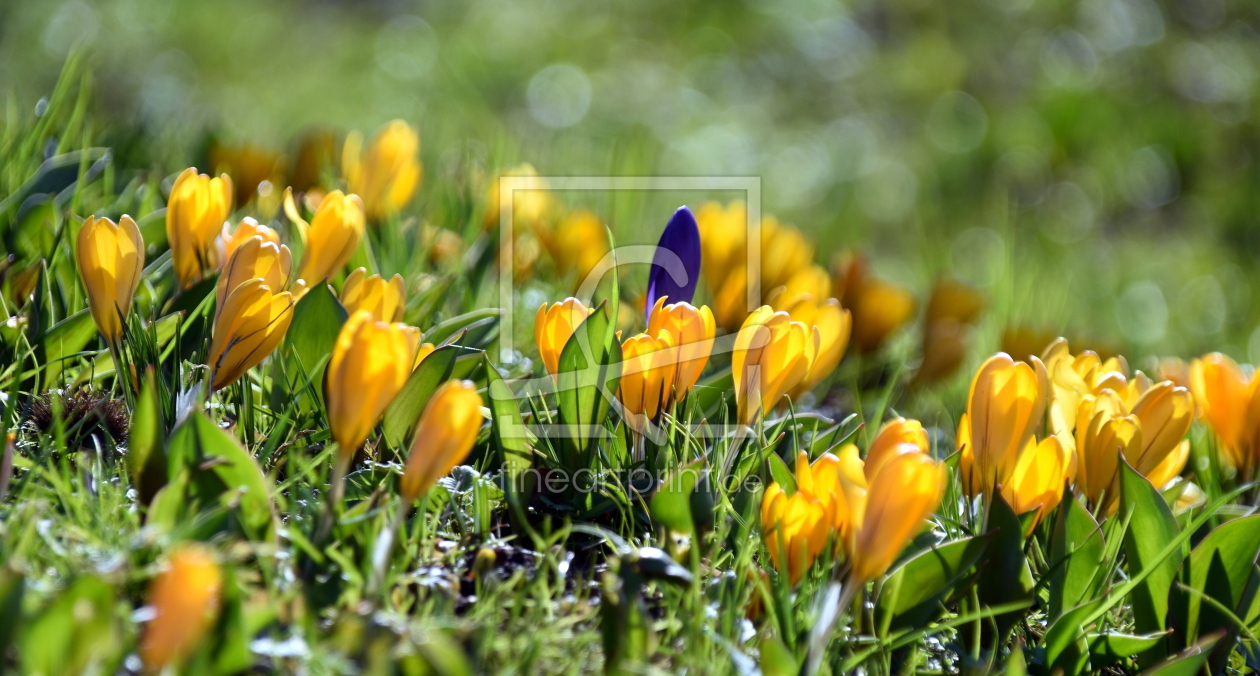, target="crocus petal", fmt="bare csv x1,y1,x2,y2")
645,206,702,319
